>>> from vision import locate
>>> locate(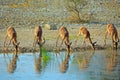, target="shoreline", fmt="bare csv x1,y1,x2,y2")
0,44,119,53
